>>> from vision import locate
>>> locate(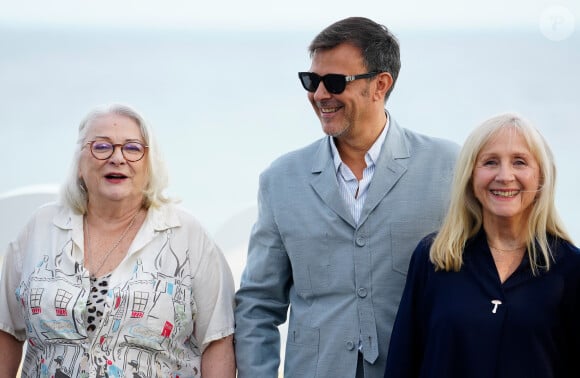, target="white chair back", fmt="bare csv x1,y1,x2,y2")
0,185,58,259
